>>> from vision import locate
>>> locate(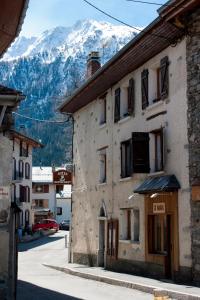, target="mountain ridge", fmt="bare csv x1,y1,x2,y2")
0,19,137,166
